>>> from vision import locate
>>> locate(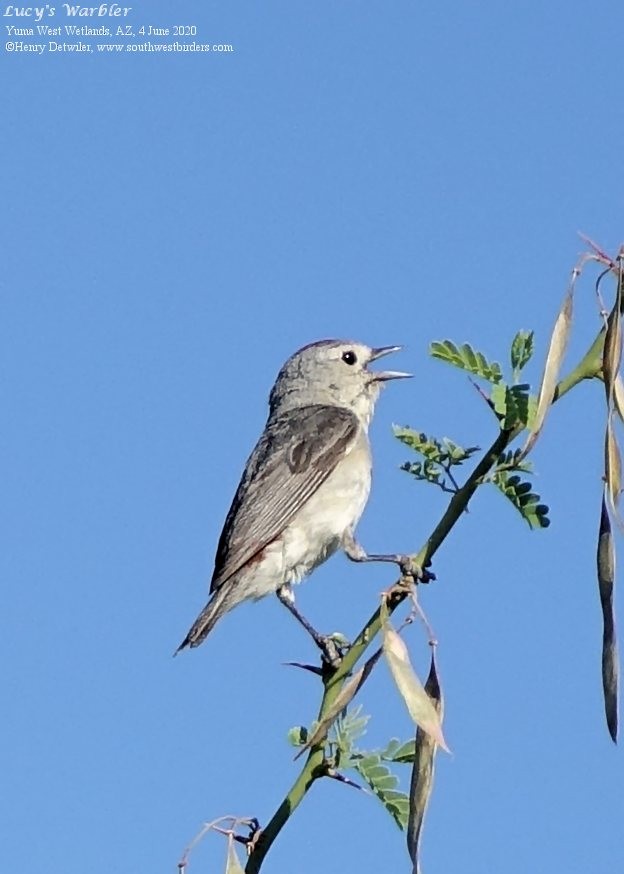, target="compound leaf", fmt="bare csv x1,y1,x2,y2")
352,753,409,830
430,340,503,383
511,330,535,375
490,471,550,529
